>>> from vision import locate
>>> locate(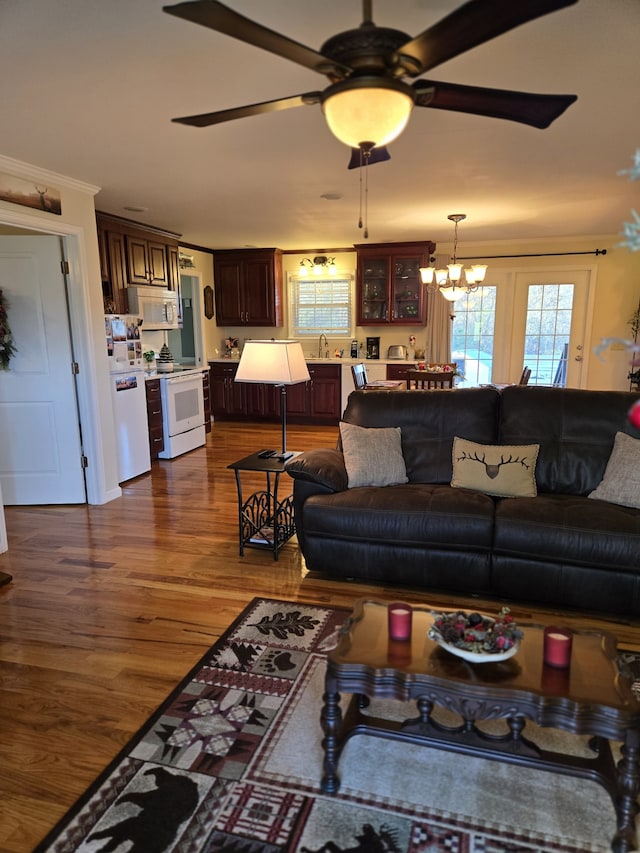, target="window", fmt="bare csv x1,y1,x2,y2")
524,283,573,386
451,286,497,387
289,275,353,338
